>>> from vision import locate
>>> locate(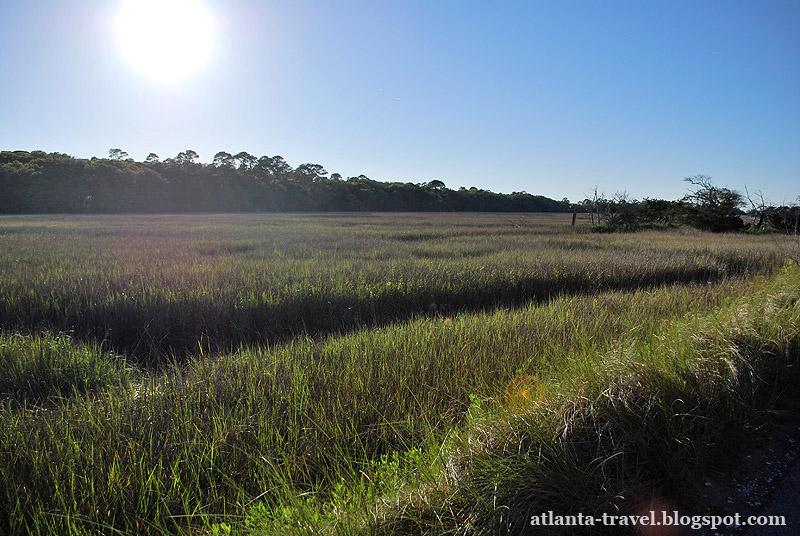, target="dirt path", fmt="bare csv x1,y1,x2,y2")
691,422,800,535
744,456,800,535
